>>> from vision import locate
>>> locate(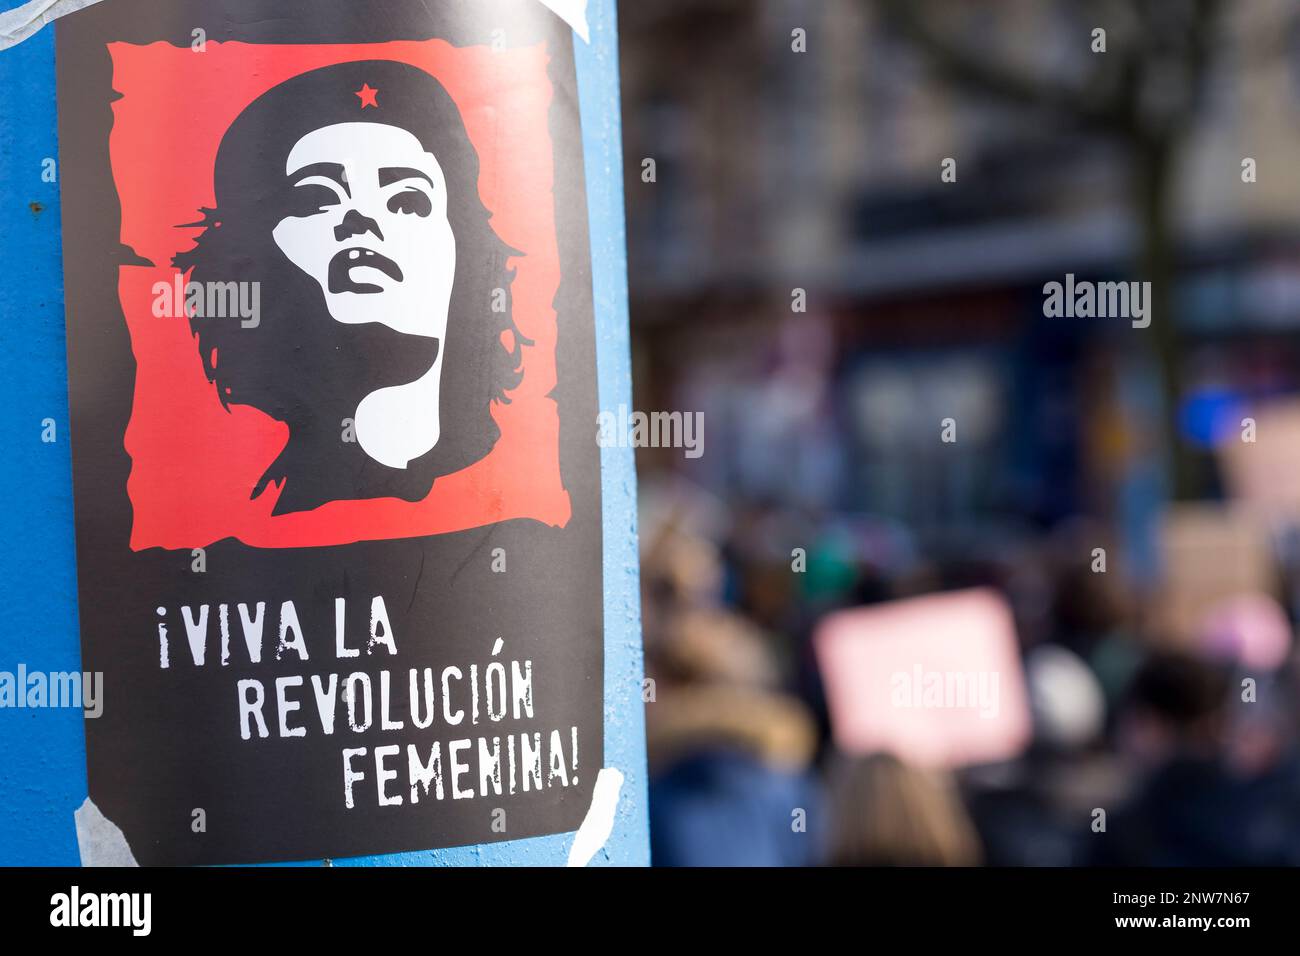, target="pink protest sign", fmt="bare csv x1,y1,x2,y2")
814,588,1031,768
